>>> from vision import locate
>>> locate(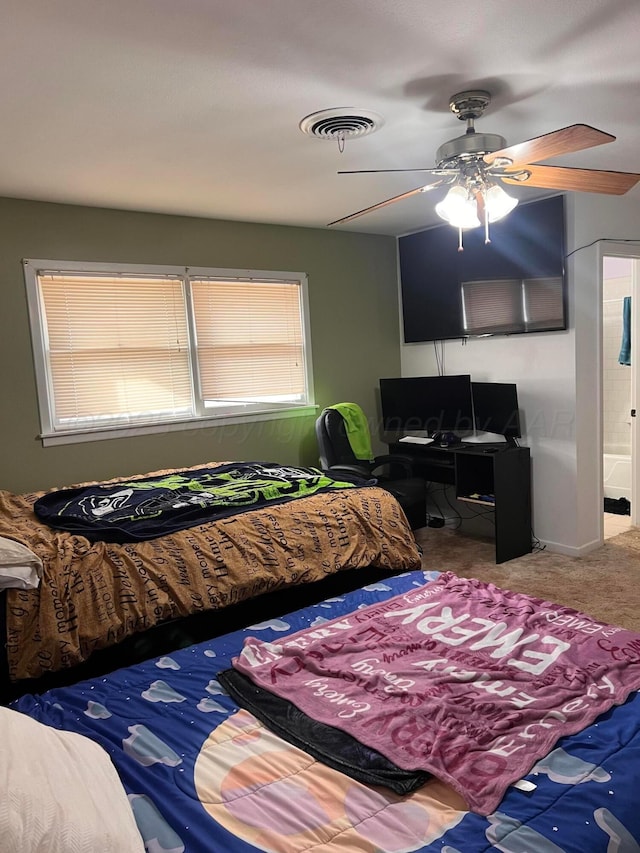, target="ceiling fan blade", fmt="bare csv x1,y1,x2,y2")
327,182,444,227
337,167,454,175
485,124,615,168
501,164,640,195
